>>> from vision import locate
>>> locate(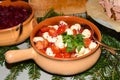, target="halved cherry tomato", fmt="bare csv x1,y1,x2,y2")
57,25,67,35
84,38,91,48
48,27,57,37
43,39,49,48
35,39,48,50
40,27,50,32
63,52,71,58
50,44,60,54
72,29,77,35
35,41,44,49
60,47,66,53
39,49,46,54
79,28,83,33
55,53,63,58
